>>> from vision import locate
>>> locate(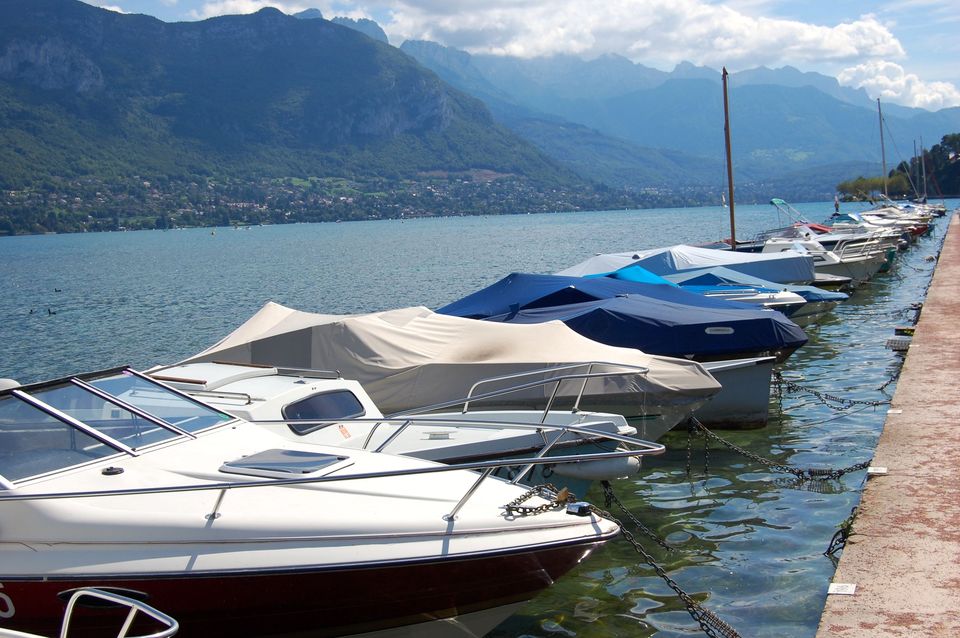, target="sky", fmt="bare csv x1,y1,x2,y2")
83,0,960,110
